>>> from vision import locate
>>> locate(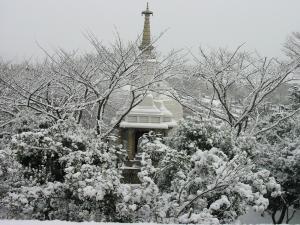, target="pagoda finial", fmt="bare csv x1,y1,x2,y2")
139,2,154,55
